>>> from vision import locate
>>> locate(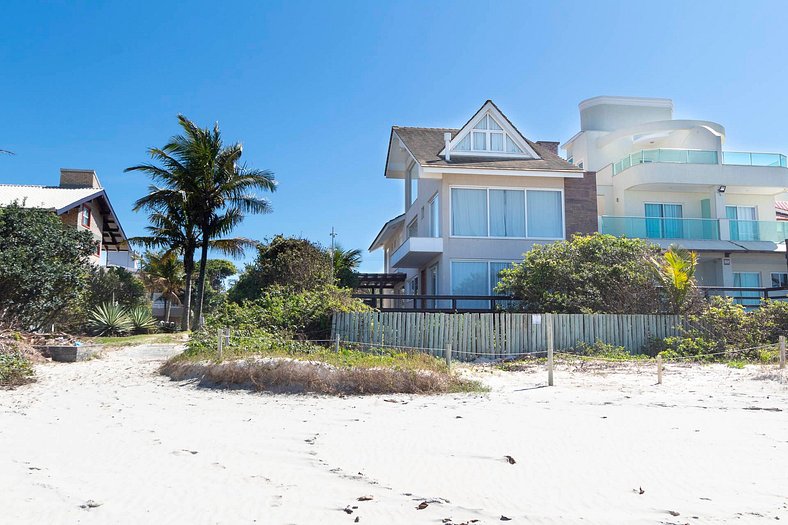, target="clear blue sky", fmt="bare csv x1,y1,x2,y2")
2,1,787,272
